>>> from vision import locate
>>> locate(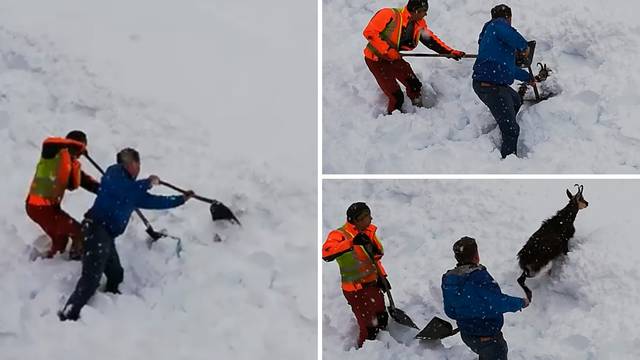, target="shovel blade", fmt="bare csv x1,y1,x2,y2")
523,92,557,104
209,201,241,226
388,306,419,329
415,316,458,340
